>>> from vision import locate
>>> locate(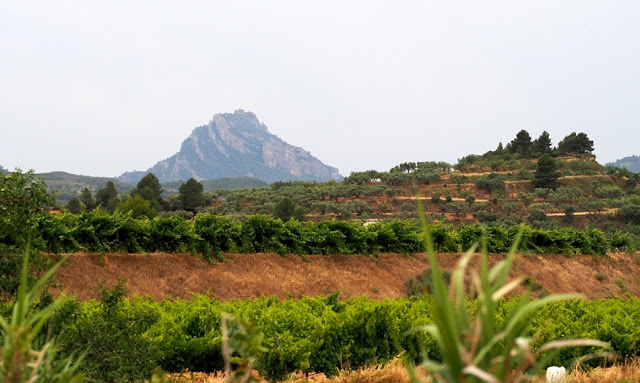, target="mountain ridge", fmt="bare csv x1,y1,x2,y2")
118,110,341,184
606,155,640,173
